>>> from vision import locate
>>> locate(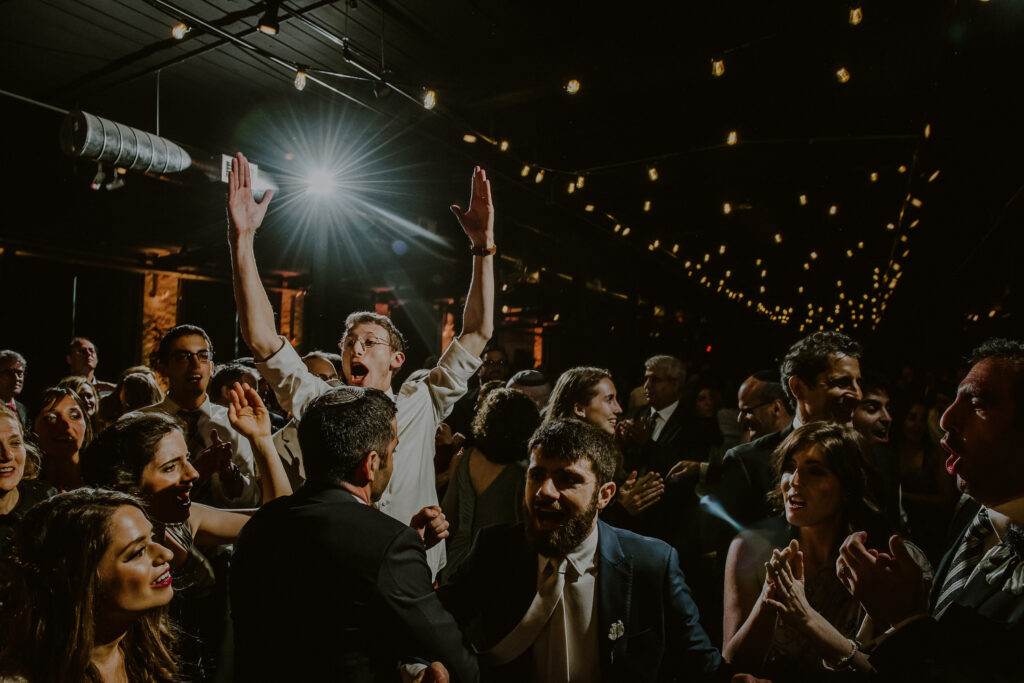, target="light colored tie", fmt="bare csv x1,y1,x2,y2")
934,508,993,616
483,558,567,670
